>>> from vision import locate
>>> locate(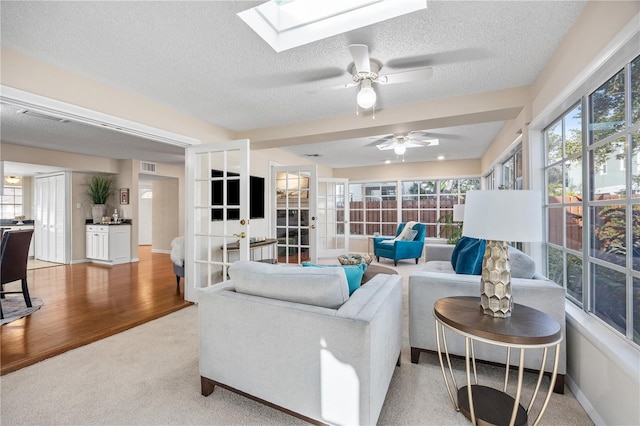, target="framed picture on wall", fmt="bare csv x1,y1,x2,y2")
120,188,130,205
